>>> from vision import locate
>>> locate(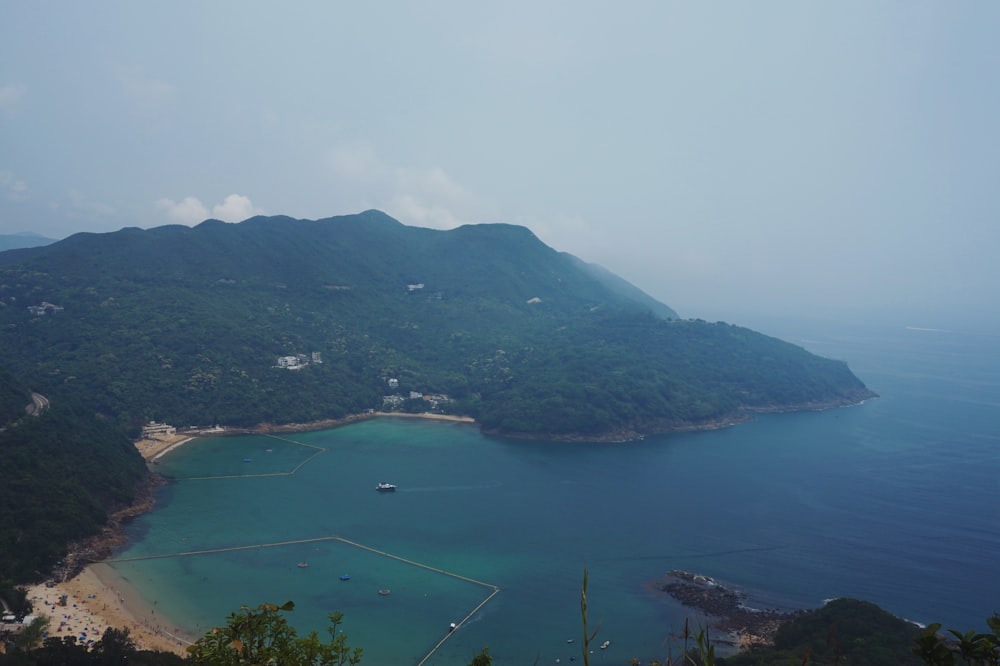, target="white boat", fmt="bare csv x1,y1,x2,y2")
376,482,397,492
600,640,610,650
